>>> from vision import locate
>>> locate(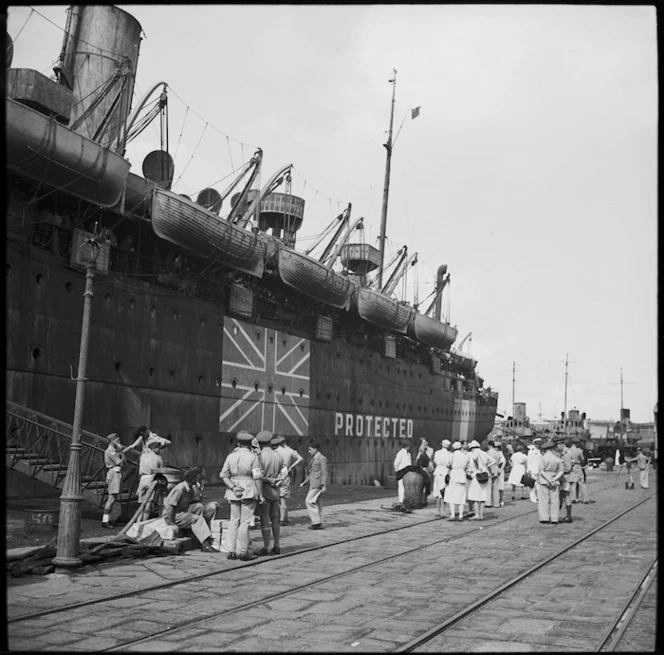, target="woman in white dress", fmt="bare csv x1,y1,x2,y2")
507,444,528,500
467,440,496,520
445,441,470,521
432,439,452,518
